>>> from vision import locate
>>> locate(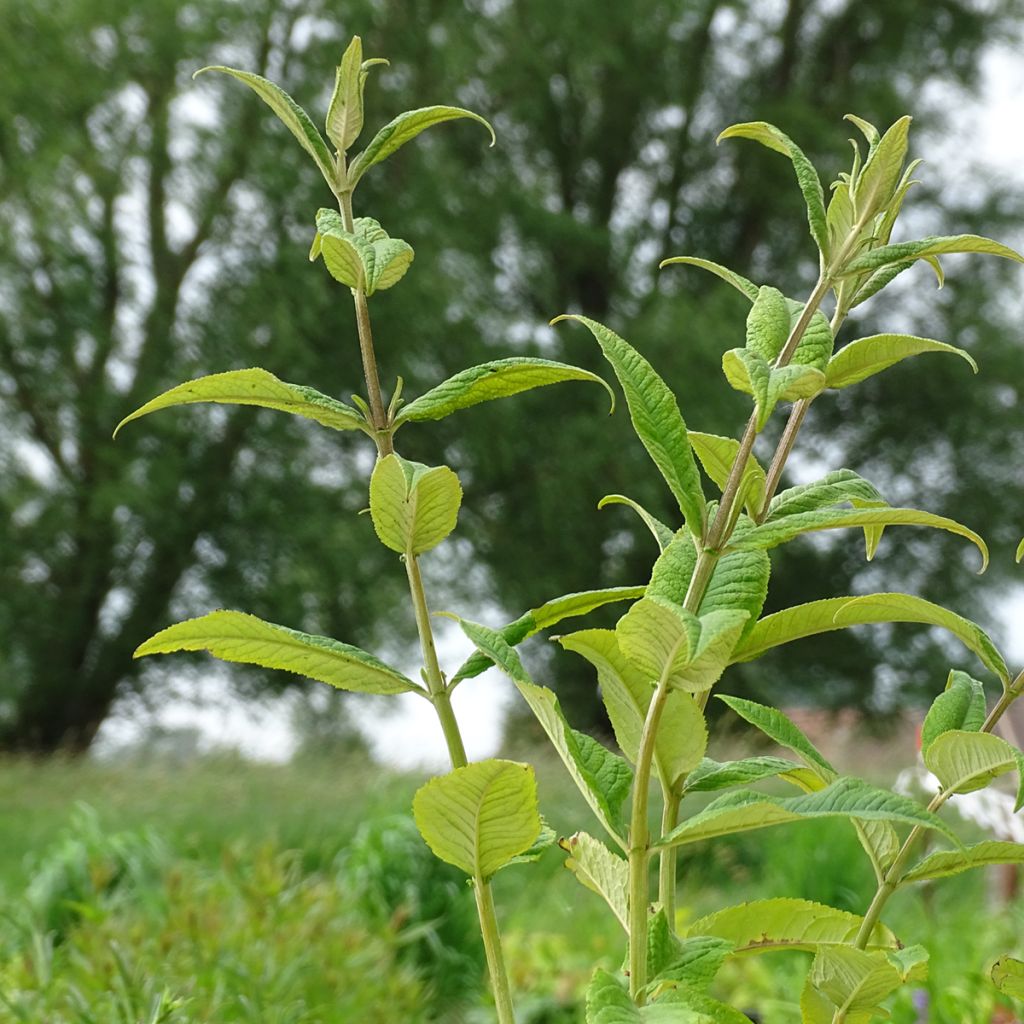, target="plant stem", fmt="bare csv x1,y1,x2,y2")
338,186,514,1023
851,669,1024,953
474,873,517,1024
627,273,835,1001
757,400,810,522
628,679,672,999
658,790,681,924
